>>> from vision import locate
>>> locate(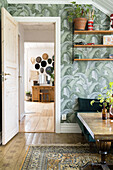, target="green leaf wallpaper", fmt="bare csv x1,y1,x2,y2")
1,1,113,123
